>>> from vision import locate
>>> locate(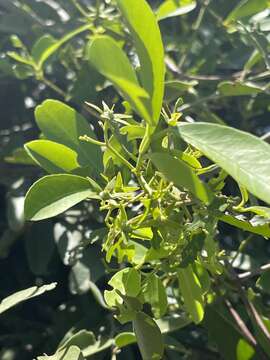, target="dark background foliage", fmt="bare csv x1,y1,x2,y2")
0,0,270,359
